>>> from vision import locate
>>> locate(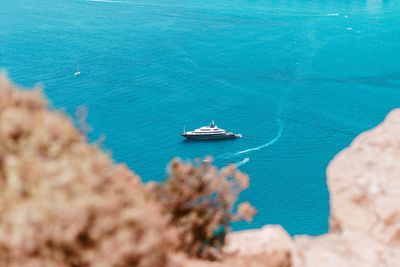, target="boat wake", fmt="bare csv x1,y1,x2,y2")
234,157,250,168
219,119,284,159
324,13,340,16
233,120,283,157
